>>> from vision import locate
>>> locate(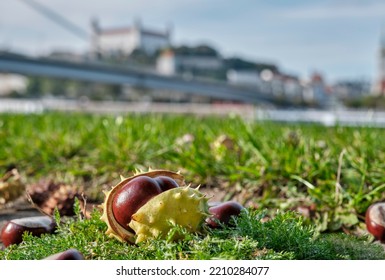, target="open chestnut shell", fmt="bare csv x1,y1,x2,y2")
101,169,201,243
